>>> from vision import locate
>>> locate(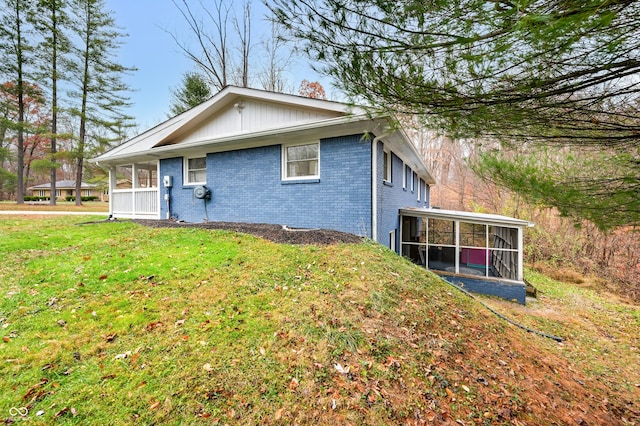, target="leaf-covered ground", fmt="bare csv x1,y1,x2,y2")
1,216,638,425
